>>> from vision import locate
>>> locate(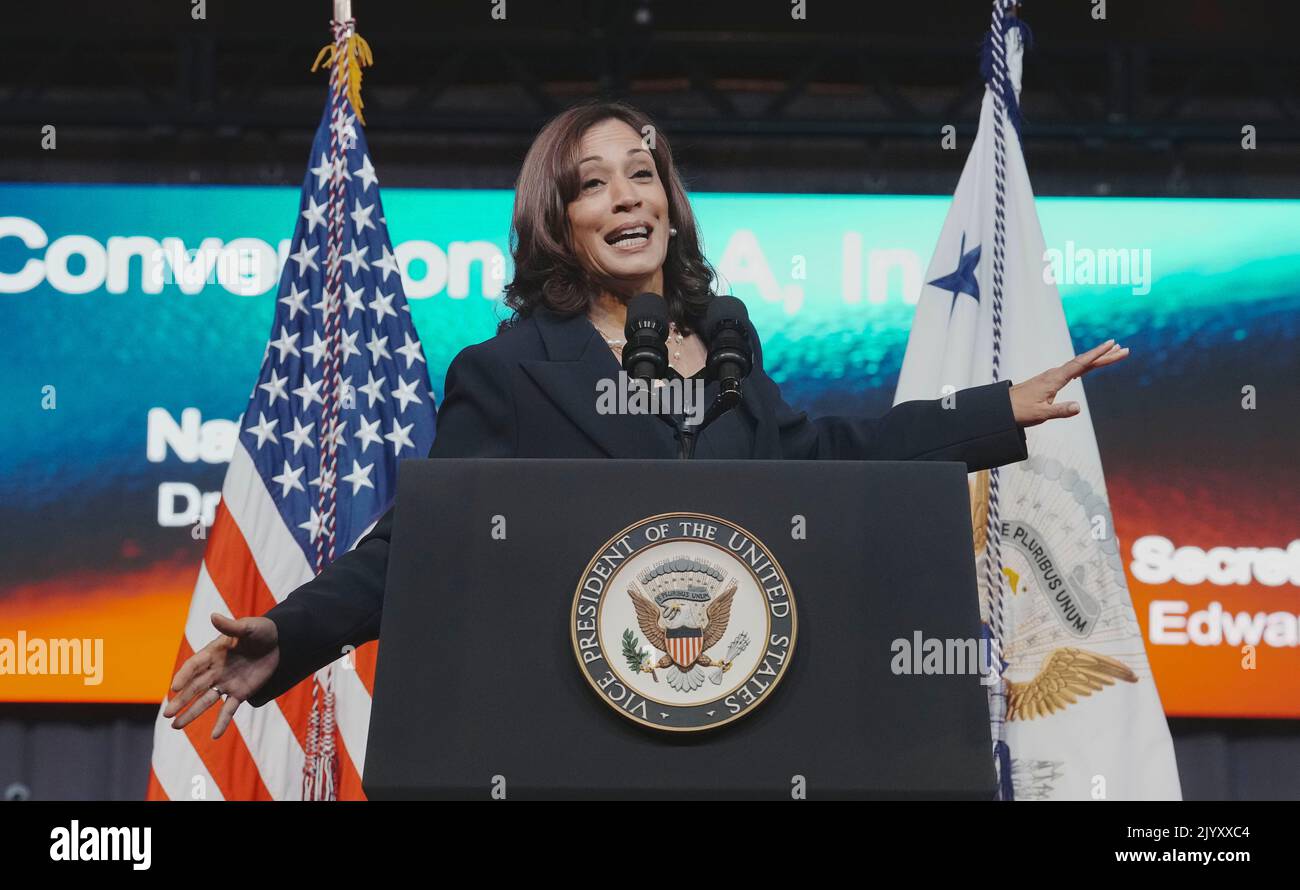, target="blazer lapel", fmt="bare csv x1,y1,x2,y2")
520,308,670,458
